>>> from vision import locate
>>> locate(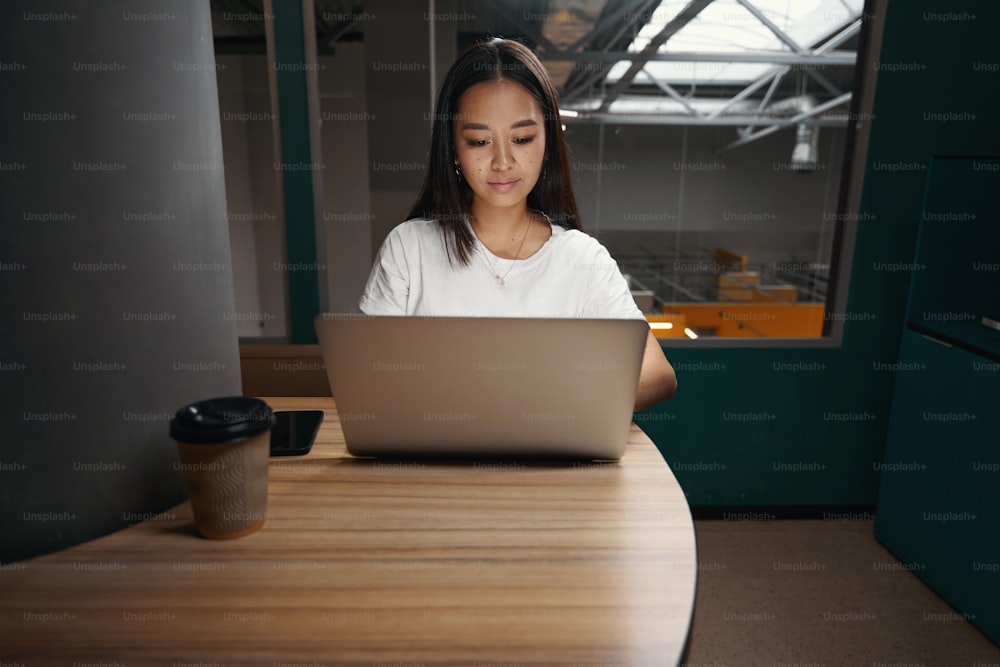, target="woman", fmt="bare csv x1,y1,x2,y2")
360,38,677,410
